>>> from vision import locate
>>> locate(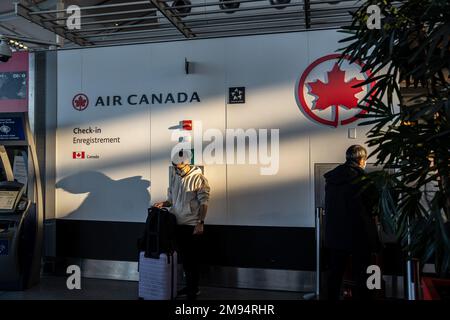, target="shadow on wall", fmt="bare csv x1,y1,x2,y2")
56,171,151,221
